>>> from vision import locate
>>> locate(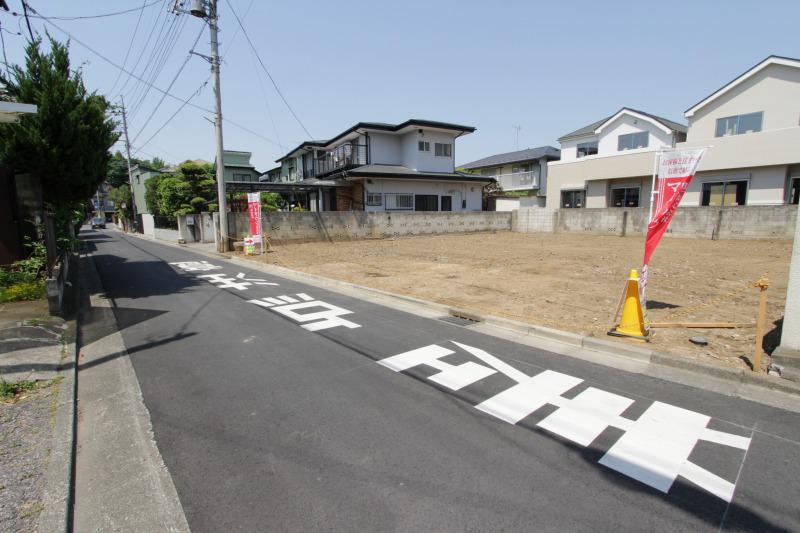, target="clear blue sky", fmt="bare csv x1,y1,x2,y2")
2,0,799,172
